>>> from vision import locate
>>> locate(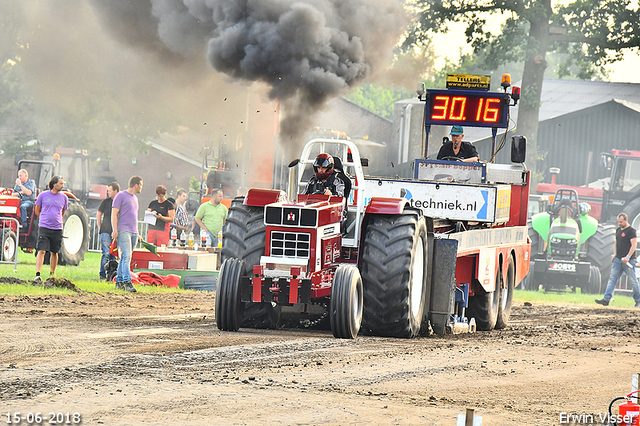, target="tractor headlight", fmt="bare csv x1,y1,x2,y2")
567,239,578,246
550,237,561,245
